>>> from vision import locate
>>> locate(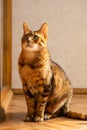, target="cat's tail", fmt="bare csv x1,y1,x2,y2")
65,111,87,120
